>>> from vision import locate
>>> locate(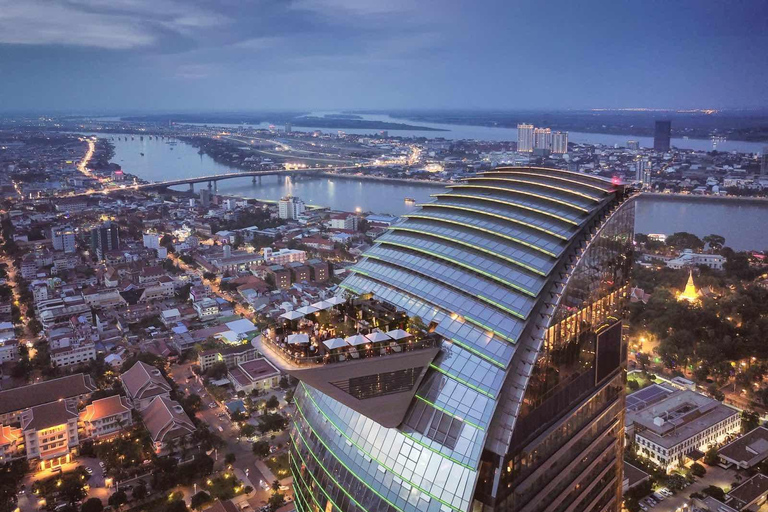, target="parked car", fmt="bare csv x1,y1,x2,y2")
84,467,93,475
